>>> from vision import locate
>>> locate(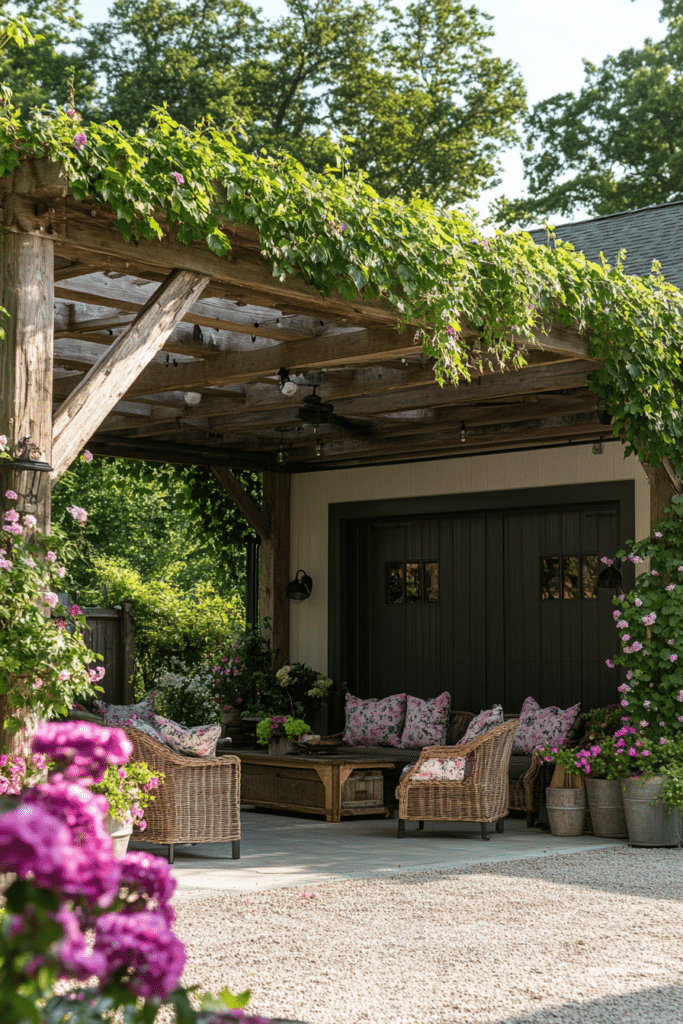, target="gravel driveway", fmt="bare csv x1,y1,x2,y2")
173,846,683,1024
